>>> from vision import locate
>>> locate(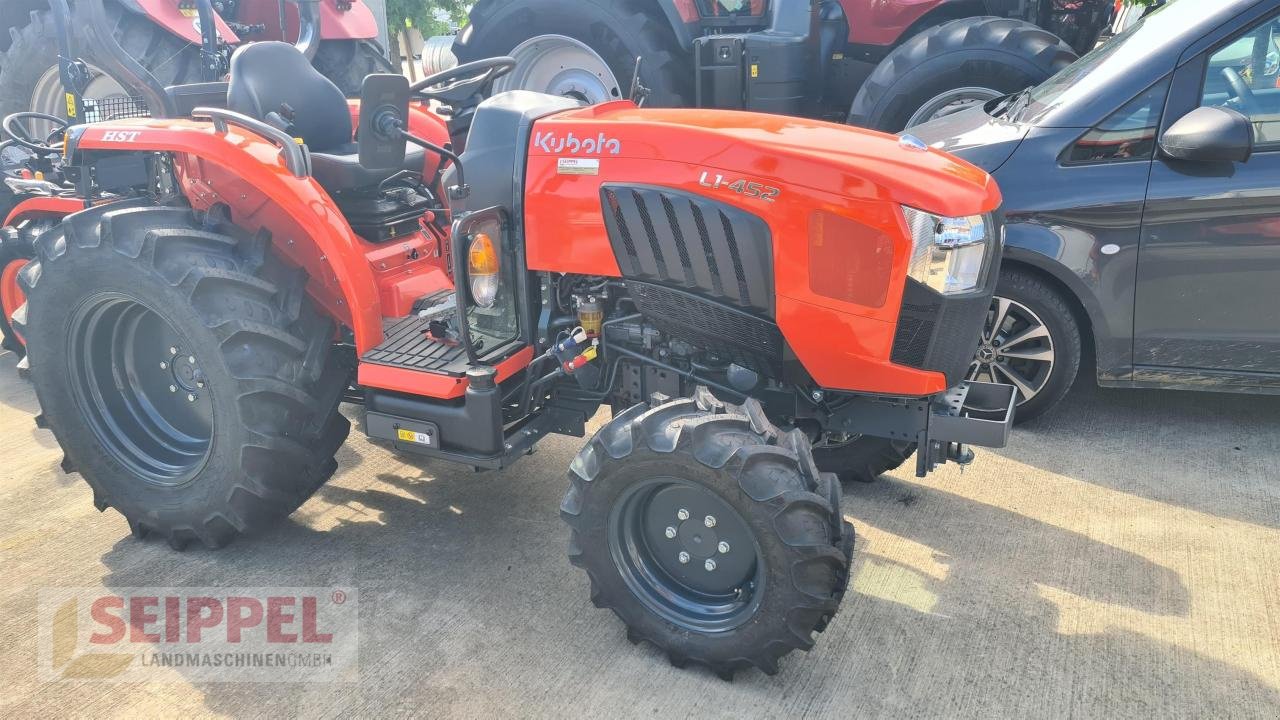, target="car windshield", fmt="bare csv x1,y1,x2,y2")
1004,0,1205,125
